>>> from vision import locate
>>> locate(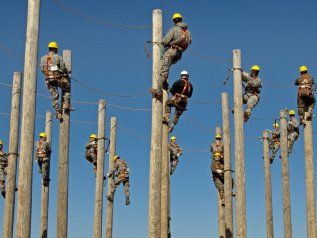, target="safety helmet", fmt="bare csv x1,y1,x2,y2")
113,155,120,161
214,152,221,157
0,140,2,145
180,70,189,76
273,123,279,128
251,65,260,71
48,41,58,49
299,65,308,73
90,134,97,139
289,110,296,115
170,136,176,141
172,13,182,21
39,132,46,138
215,134,222,139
